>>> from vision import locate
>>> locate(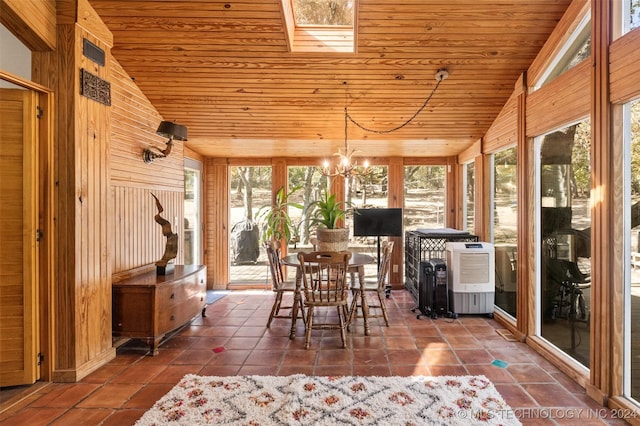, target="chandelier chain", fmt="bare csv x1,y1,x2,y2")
345,77,443,135
323,69,448,178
